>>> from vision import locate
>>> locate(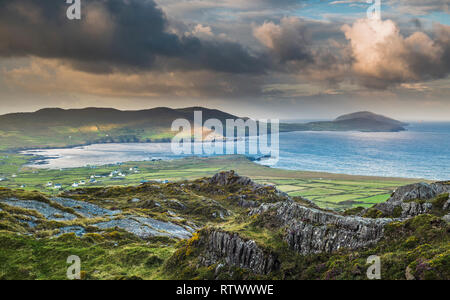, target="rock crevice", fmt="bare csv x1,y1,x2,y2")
199,230,280,275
